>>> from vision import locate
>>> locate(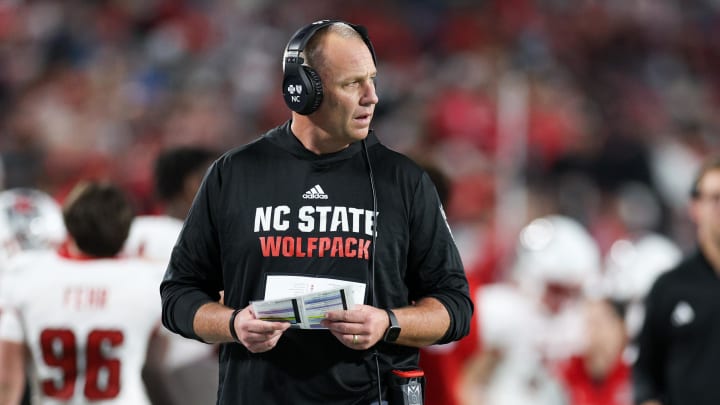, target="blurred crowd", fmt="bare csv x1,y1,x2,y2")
2,0,720,404
1,0,719,256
